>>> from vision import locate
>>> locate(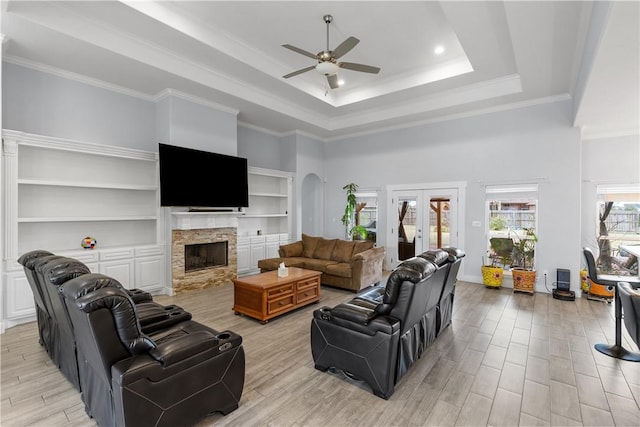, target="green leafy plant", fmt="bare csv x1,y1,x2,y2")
511,228,538,270
341,183,360,240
